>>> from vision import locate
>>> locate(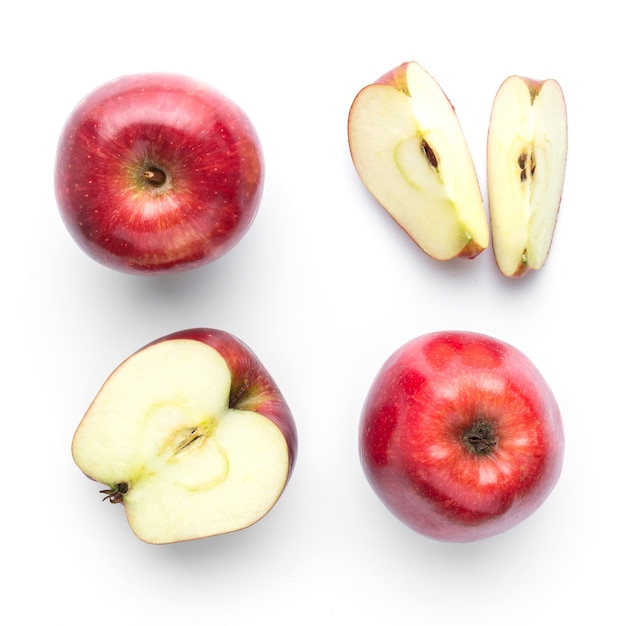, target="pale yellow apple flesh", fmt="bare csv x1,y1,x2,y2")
348,61,489,260
72,339,290,544
487,76,567,277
